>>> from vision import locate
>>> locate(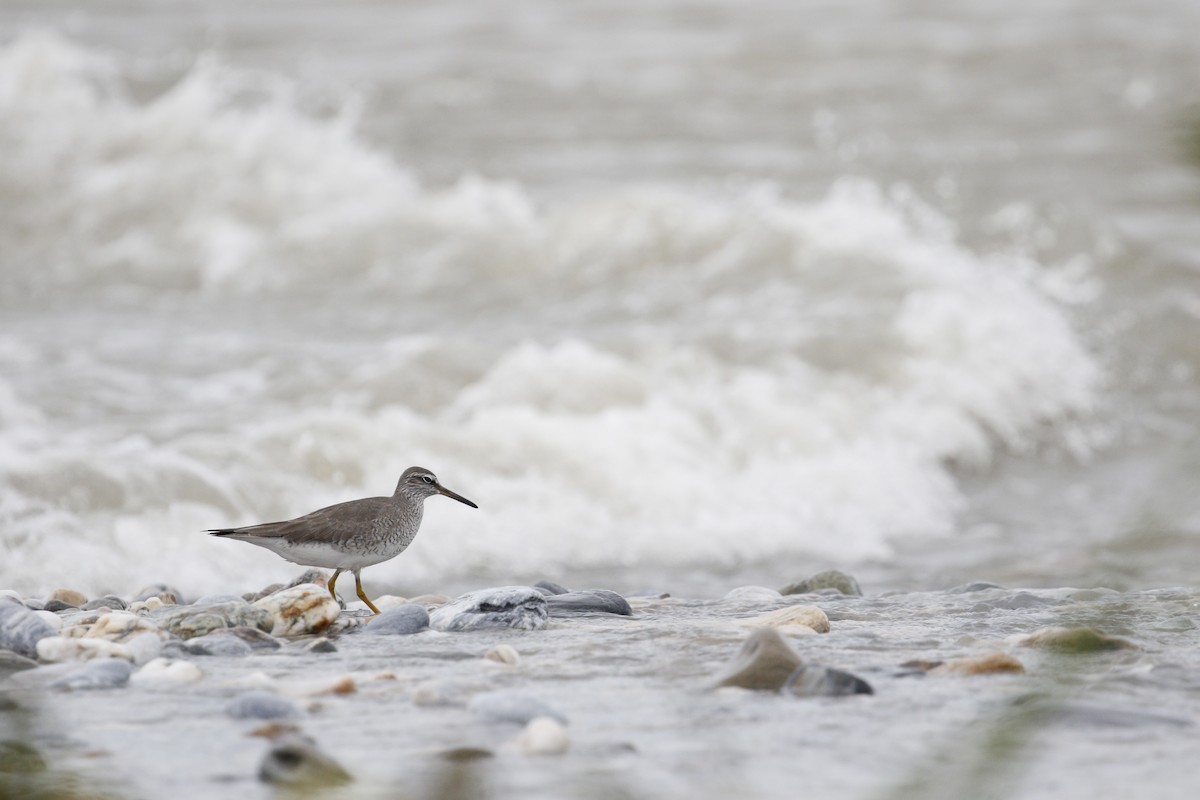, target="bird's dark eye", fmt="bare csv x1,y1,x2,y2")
422,475,434,484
